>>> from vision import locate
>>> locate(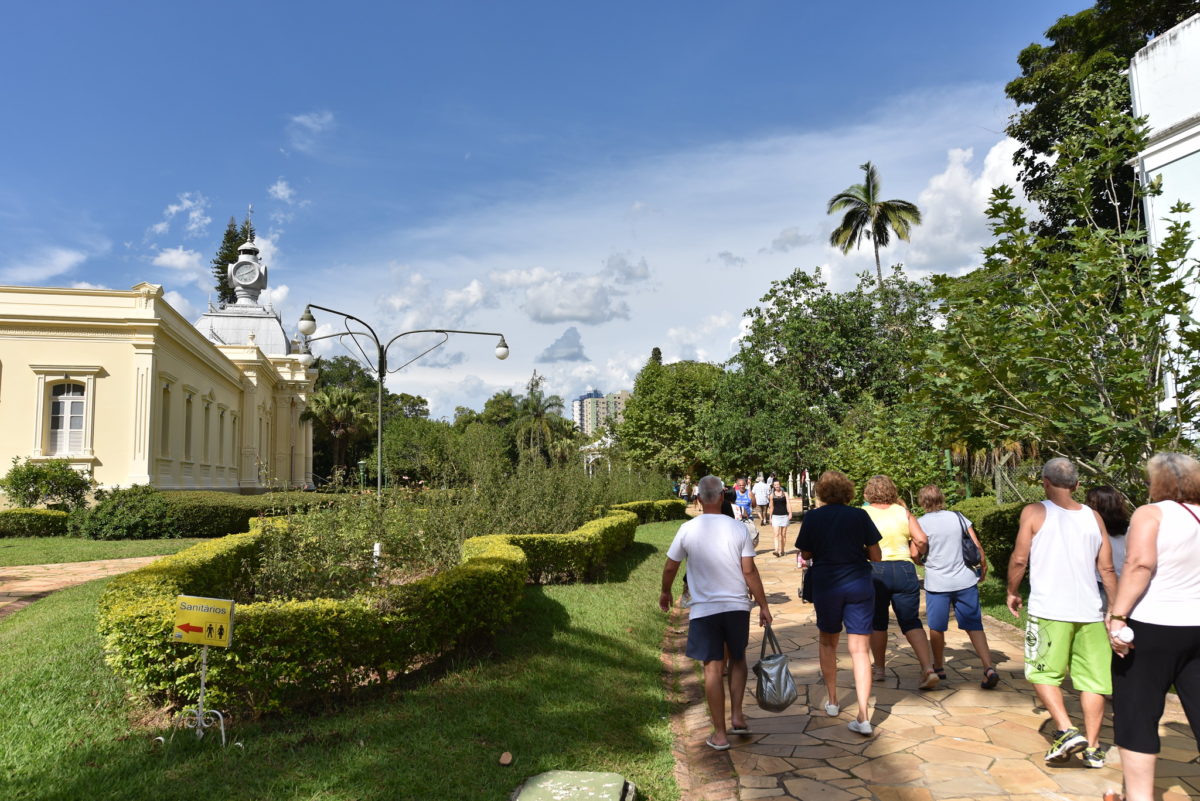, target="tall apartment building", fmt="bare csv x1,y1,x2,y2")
570,389,630,436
